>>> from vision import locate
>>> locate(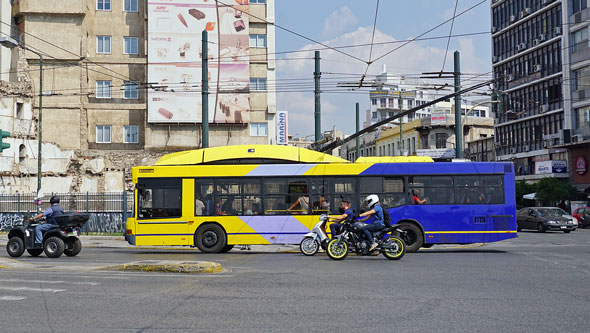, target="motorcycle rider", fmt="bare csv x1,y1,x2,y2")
328,199,353,237
29,195,64,246
357,194,385,251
